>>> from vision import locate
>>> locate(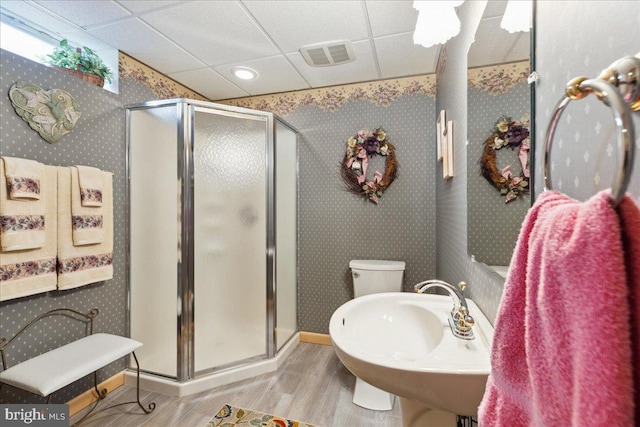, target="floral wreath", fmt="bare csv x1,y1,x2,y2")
479,115,530,203
341,126,397,204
